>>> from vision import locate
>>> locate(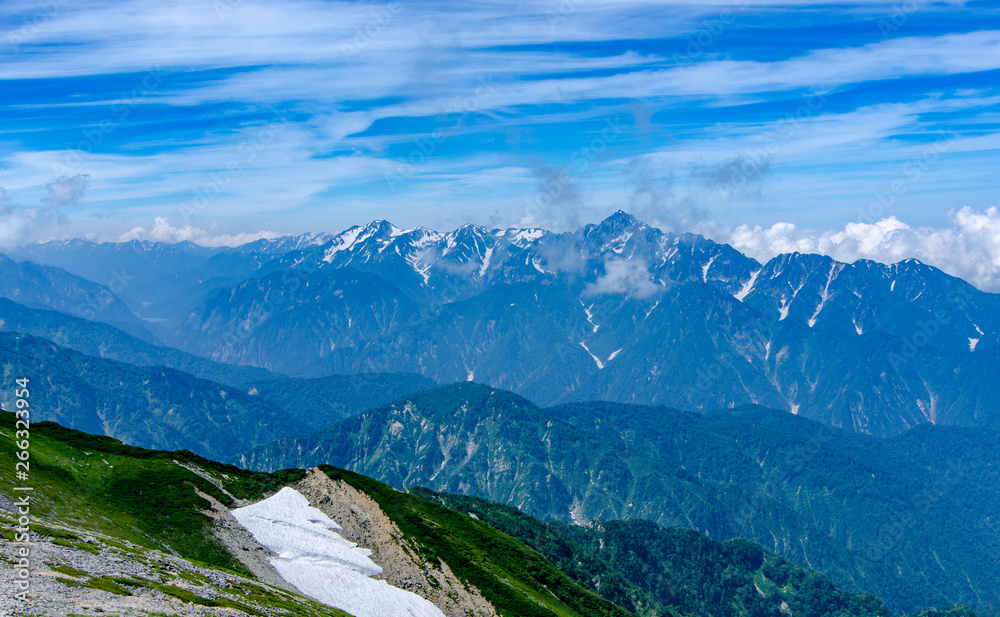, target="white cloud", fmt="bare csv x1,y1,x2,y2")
0,177,91,249
45,174,90,206
584,258,662,298
119,217,280,247
0,188,40,249
702,206,1000,292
